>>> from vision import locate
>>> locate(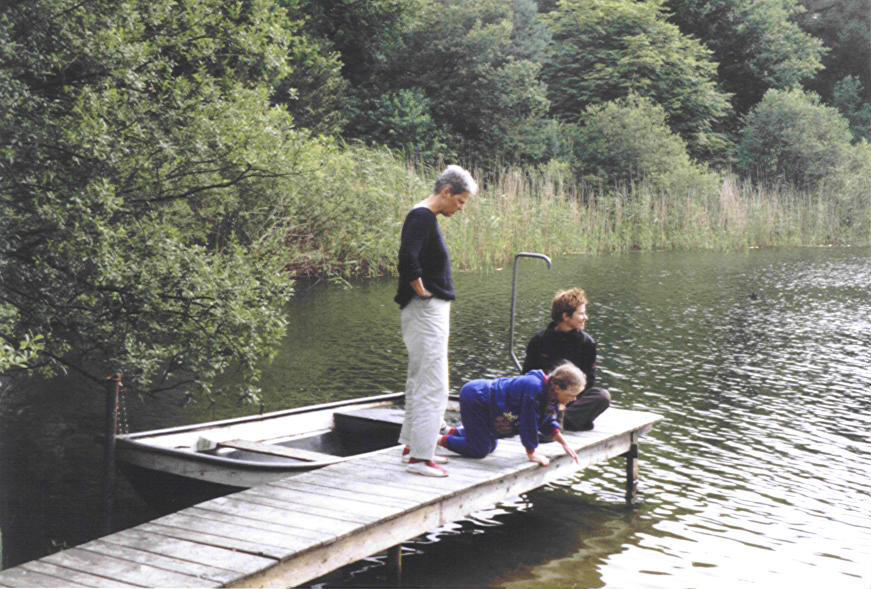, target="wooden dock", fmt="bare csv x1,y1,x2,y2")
0,407,661,588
